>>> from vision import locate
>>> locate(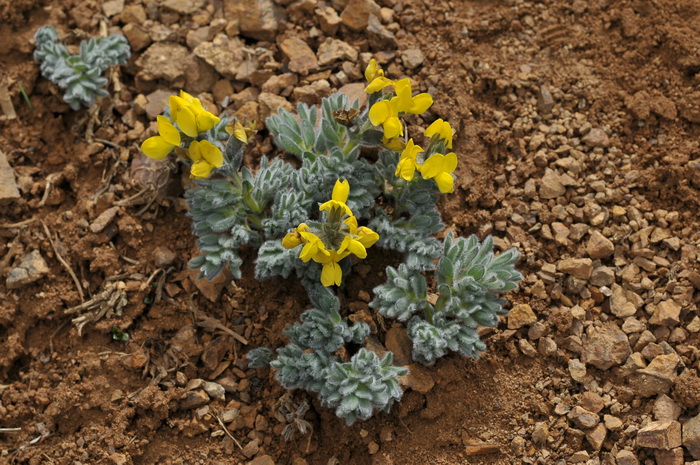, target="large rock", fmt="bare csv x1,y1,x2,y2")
340,0,380,31
317,38,359,66
630,354,680,397
586,230,614,259
636,420,681,449
6,250,50,289
223,0,283,41
539,169,566,199
0,150,20,204
581,323,631,370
